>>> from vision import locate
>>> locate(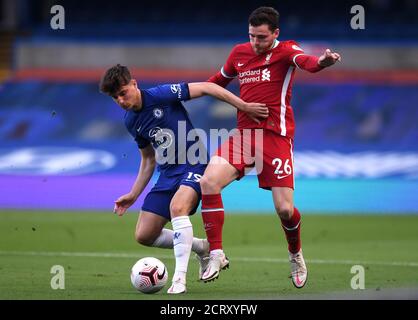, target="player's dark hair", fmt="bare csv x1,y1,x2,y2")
248,7,279,32
99,64,132,96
